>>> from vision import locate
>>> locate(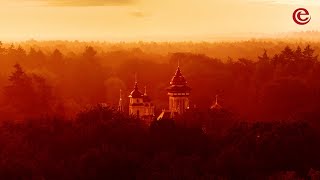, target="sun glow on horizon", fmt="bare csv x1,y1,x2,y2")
0,0,319,41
